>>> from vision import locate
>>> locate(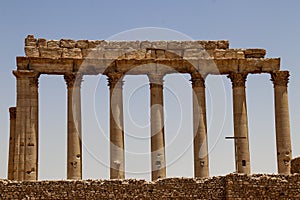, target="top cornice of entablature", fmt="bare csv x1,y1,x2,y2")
23,35,269,63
